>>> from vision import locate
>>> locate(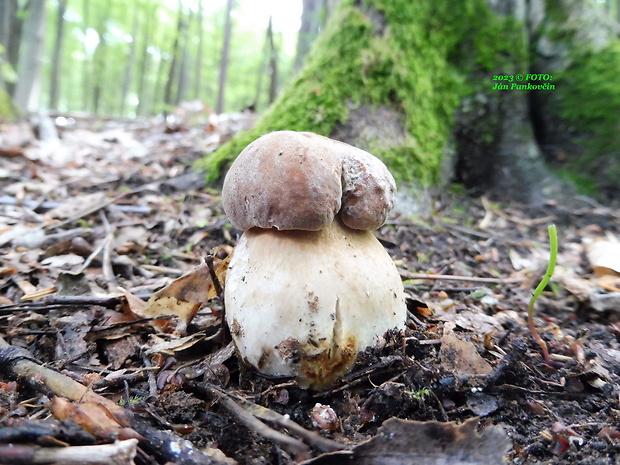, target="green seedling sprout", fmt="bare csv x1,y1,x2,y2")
527,224,558,366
